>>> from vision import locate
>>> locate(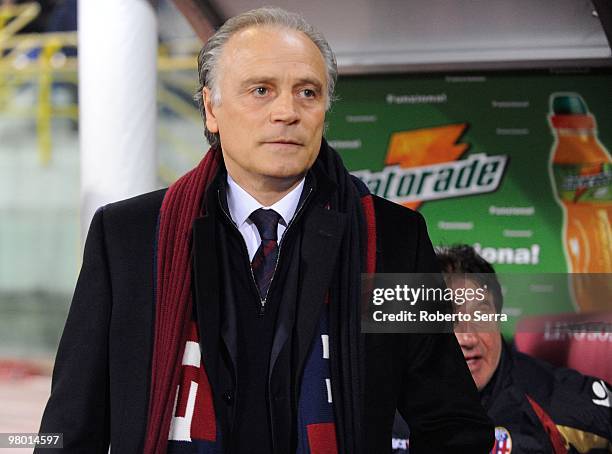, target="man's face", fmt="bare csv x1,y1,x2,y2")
451,278,502,391
203,26,328,190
